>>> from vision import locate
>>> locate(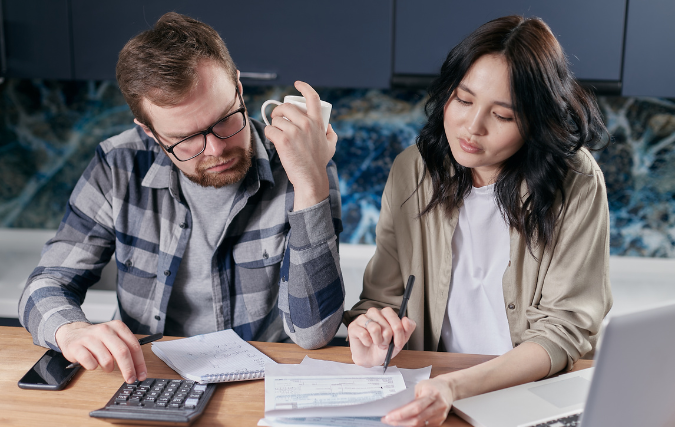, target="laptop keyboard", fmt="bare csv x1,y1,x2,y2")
526,412,581,427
